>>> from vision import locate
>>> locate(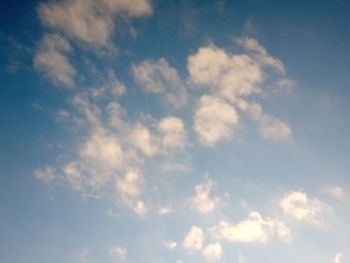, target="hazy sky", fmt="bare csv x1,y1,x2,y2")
1,0,350,263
